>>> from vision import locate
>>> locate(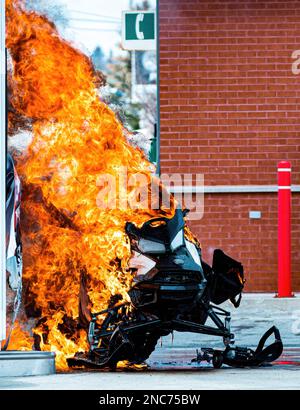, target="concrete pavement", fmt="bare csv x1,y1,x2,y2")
0,293,299,390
